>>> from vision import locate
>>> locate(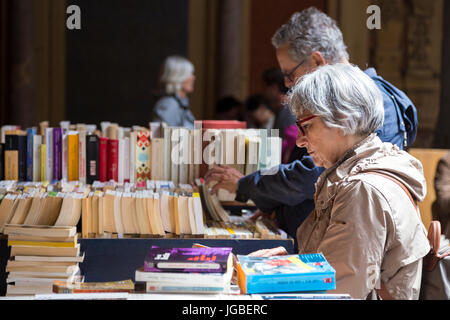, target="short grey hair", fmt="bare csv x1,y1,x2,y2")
288,63,384,136
160,55,194,94
272,7,349,64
